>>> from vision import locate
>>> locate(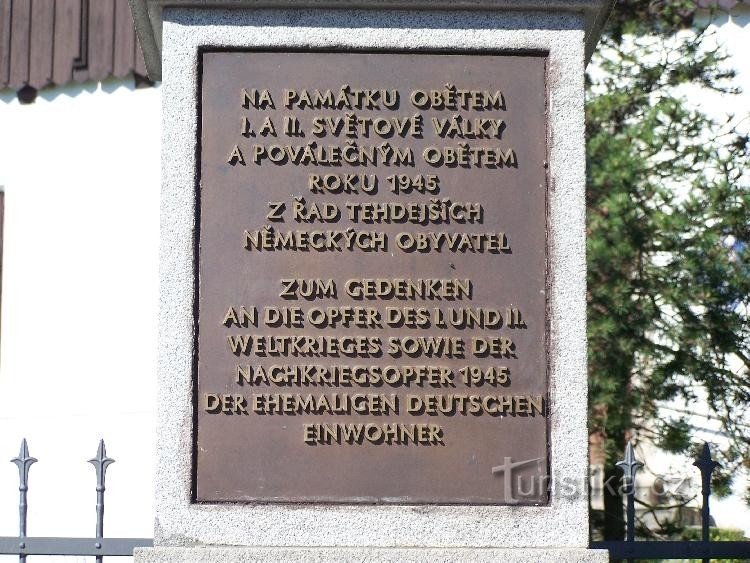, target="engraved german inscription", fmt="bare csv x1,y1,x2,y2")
197,52,548,504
